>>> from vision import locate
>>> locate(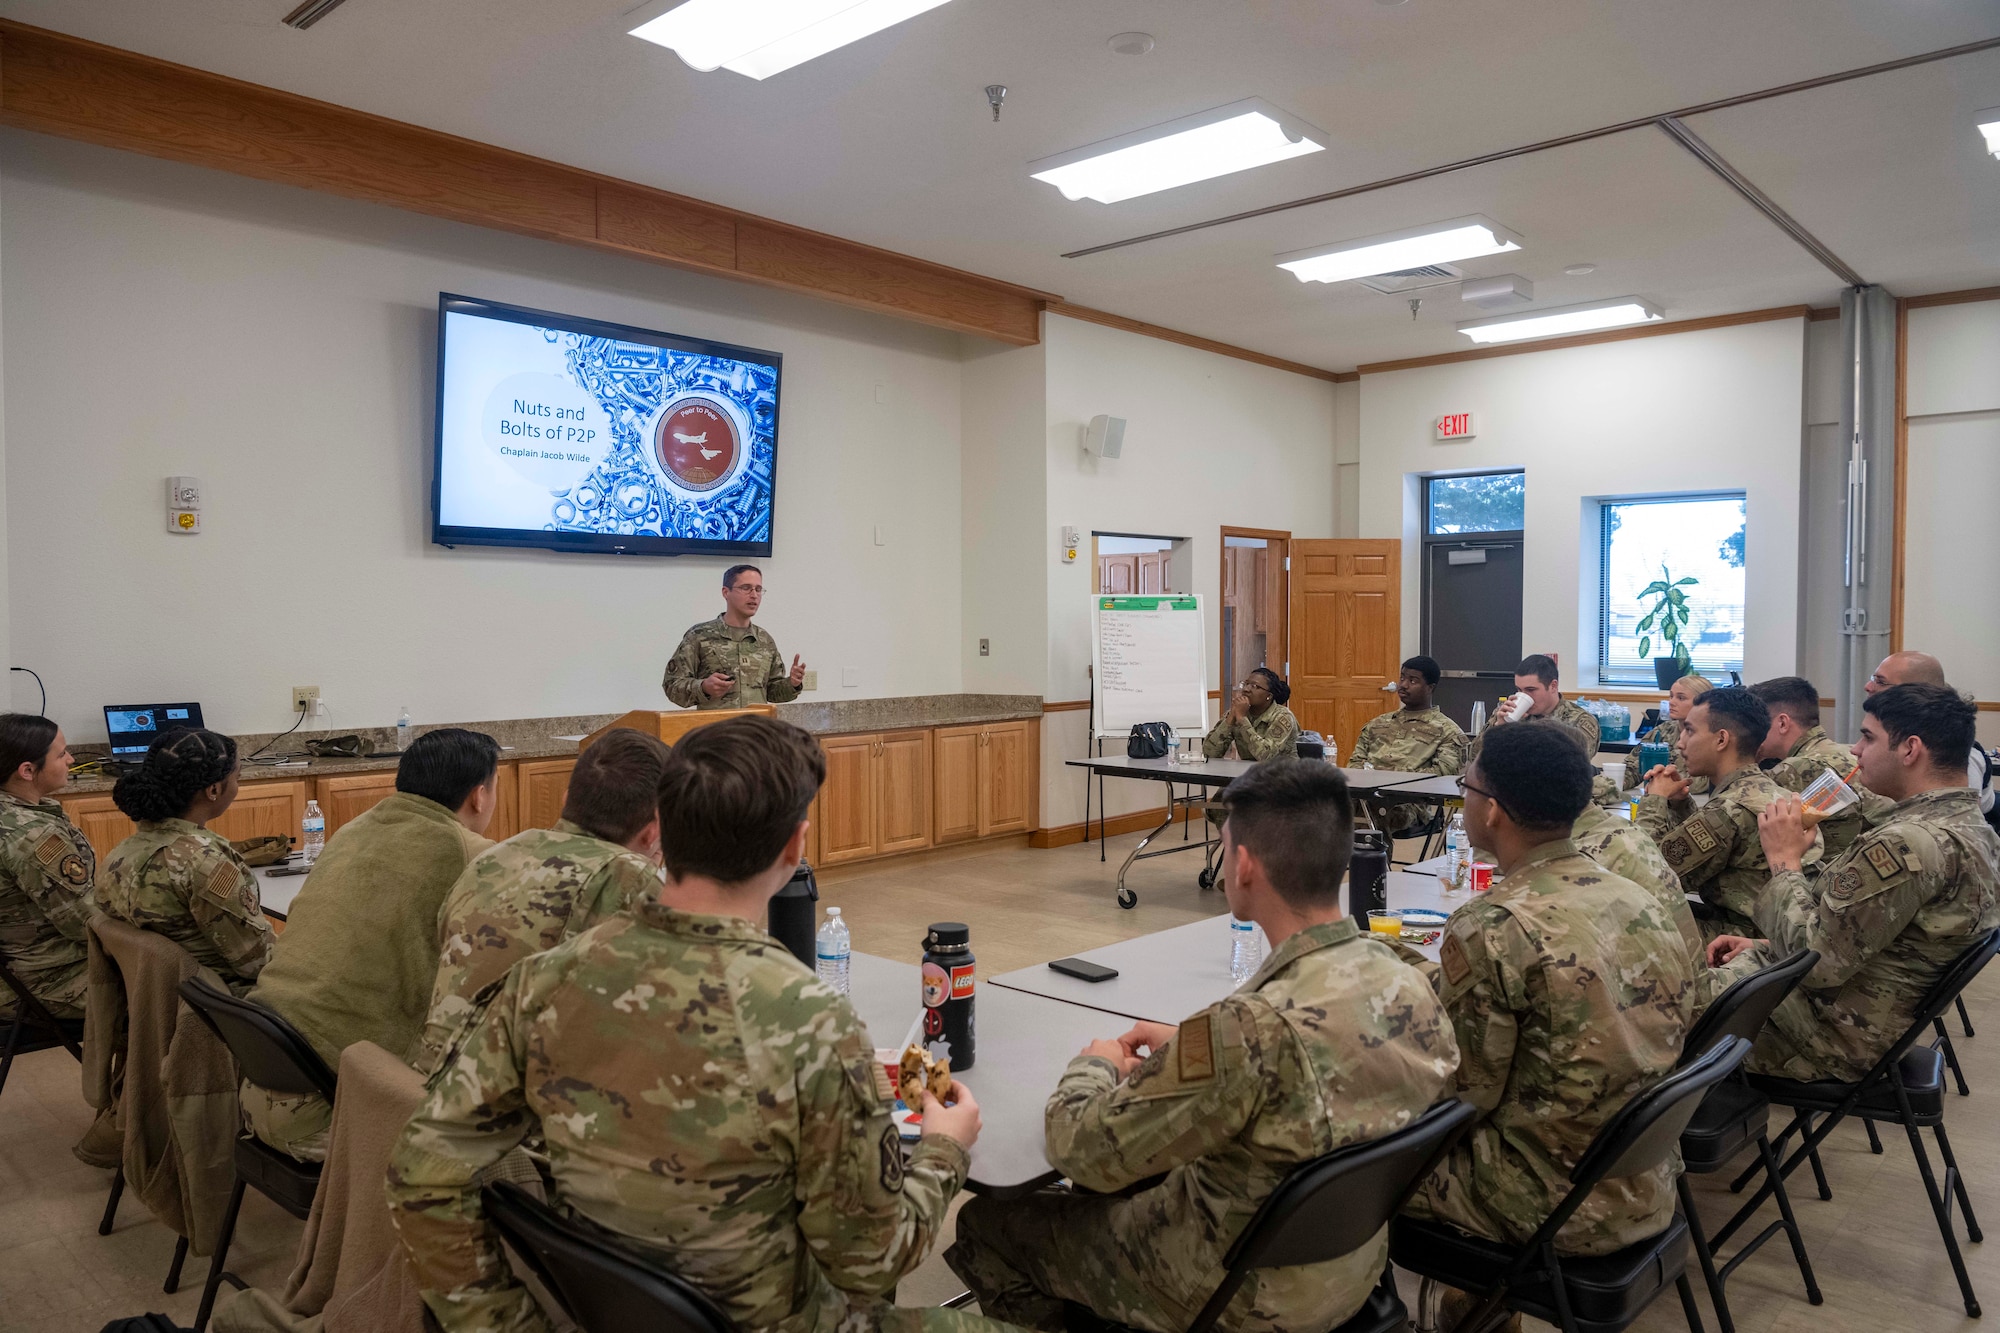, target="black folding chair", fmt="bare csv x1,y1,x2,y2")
1061,1099,1479,1333
176,976,337,1332
1672,950,1822,1333
1715,927,2000,1318
0,953,84,1098
483,1180,737,1333
1390,1036,1751,1333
